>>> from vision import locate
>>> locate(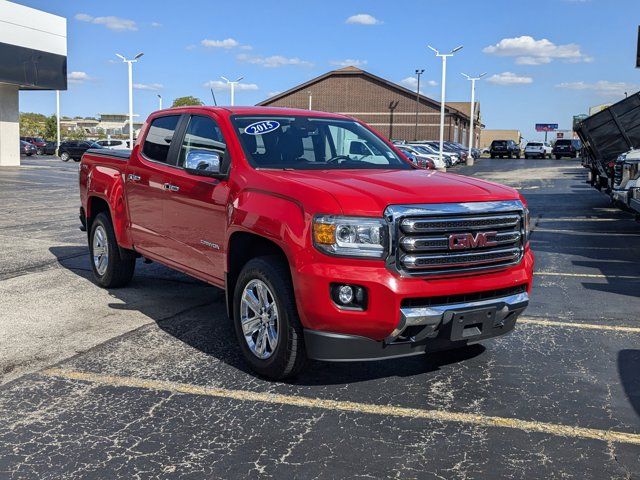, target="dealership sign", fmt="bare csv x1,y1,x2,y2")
535,123,559,132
